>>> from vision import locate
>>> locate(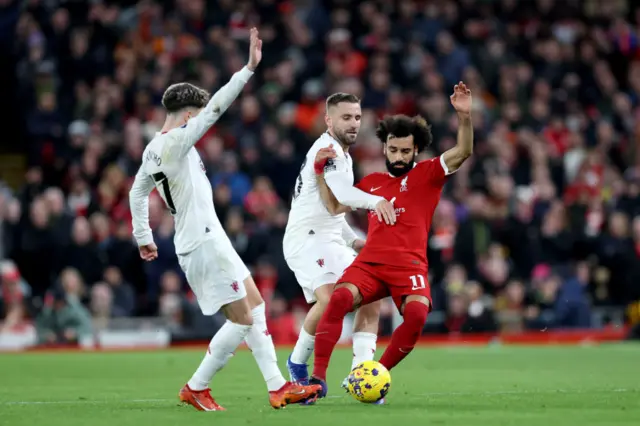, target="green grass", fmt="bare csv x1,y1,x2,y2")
1,345,639,426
